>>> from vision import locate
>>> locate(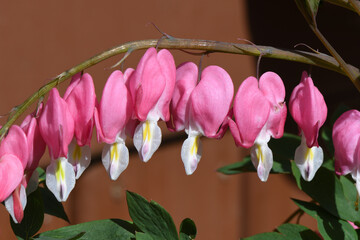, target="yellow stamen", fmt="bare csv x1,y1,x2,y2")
110,143,119,163
256,144,264,163
143,120,151,142
56,159,65,182
191,136,199,155
305,147,314,161
72,144,82,162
